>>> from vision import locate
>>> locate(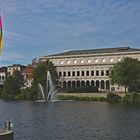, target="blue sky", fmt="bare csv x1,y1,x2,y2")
0,0,140,66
